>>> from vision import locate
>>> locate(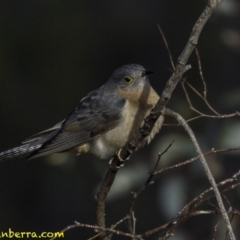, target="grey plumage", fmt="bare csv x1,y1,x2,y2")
0,64,164,161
